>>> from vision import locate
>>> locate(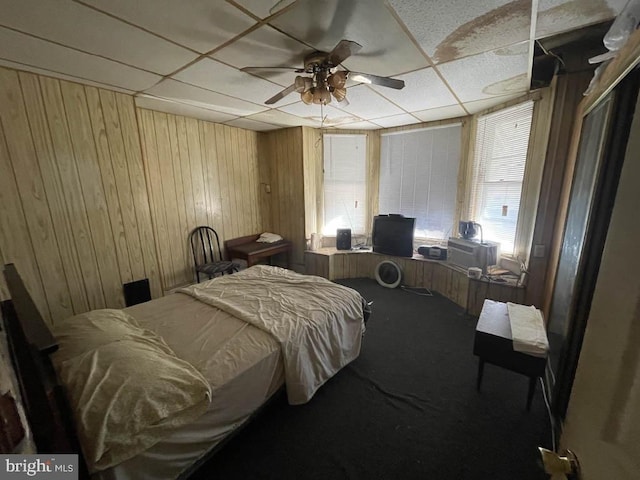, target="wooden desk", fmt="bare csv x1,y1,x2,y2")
473,299,547,410
225,234,292,268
